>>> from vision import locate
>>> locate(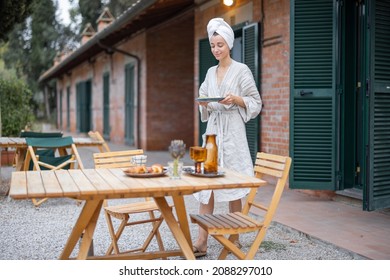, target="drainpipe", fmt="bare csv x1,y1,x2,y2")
98,41,141,148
